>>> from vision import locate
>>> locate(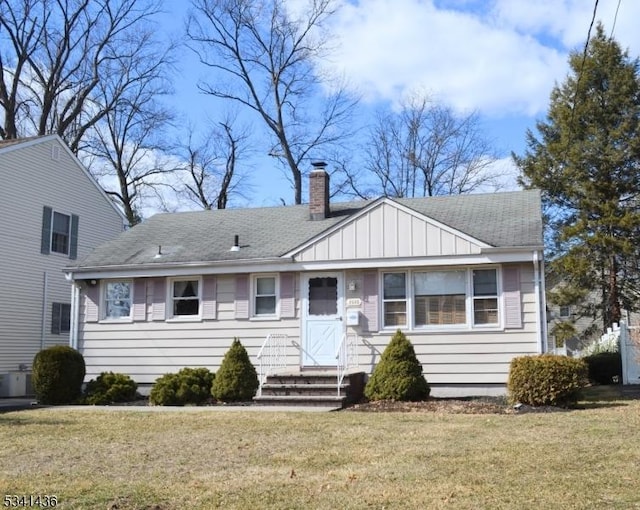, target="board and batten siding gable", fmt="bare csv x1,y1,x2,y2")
295,201,484,262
